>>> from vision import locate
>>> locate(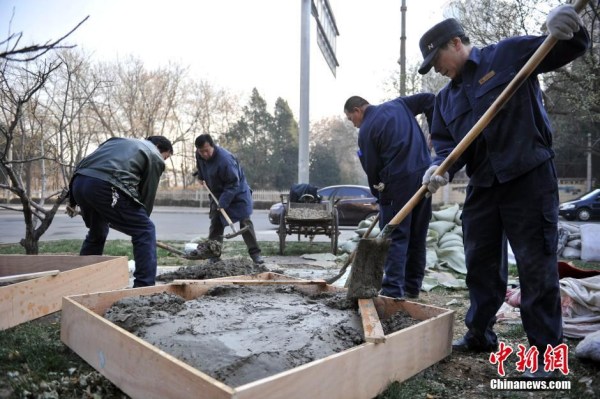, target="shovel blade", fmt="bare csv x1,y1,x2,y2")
346,237,390,301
